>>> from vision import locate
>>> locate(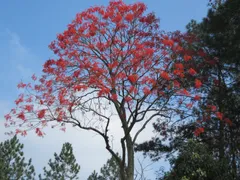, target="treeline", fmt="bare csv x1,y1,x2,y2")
0,136,121,180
